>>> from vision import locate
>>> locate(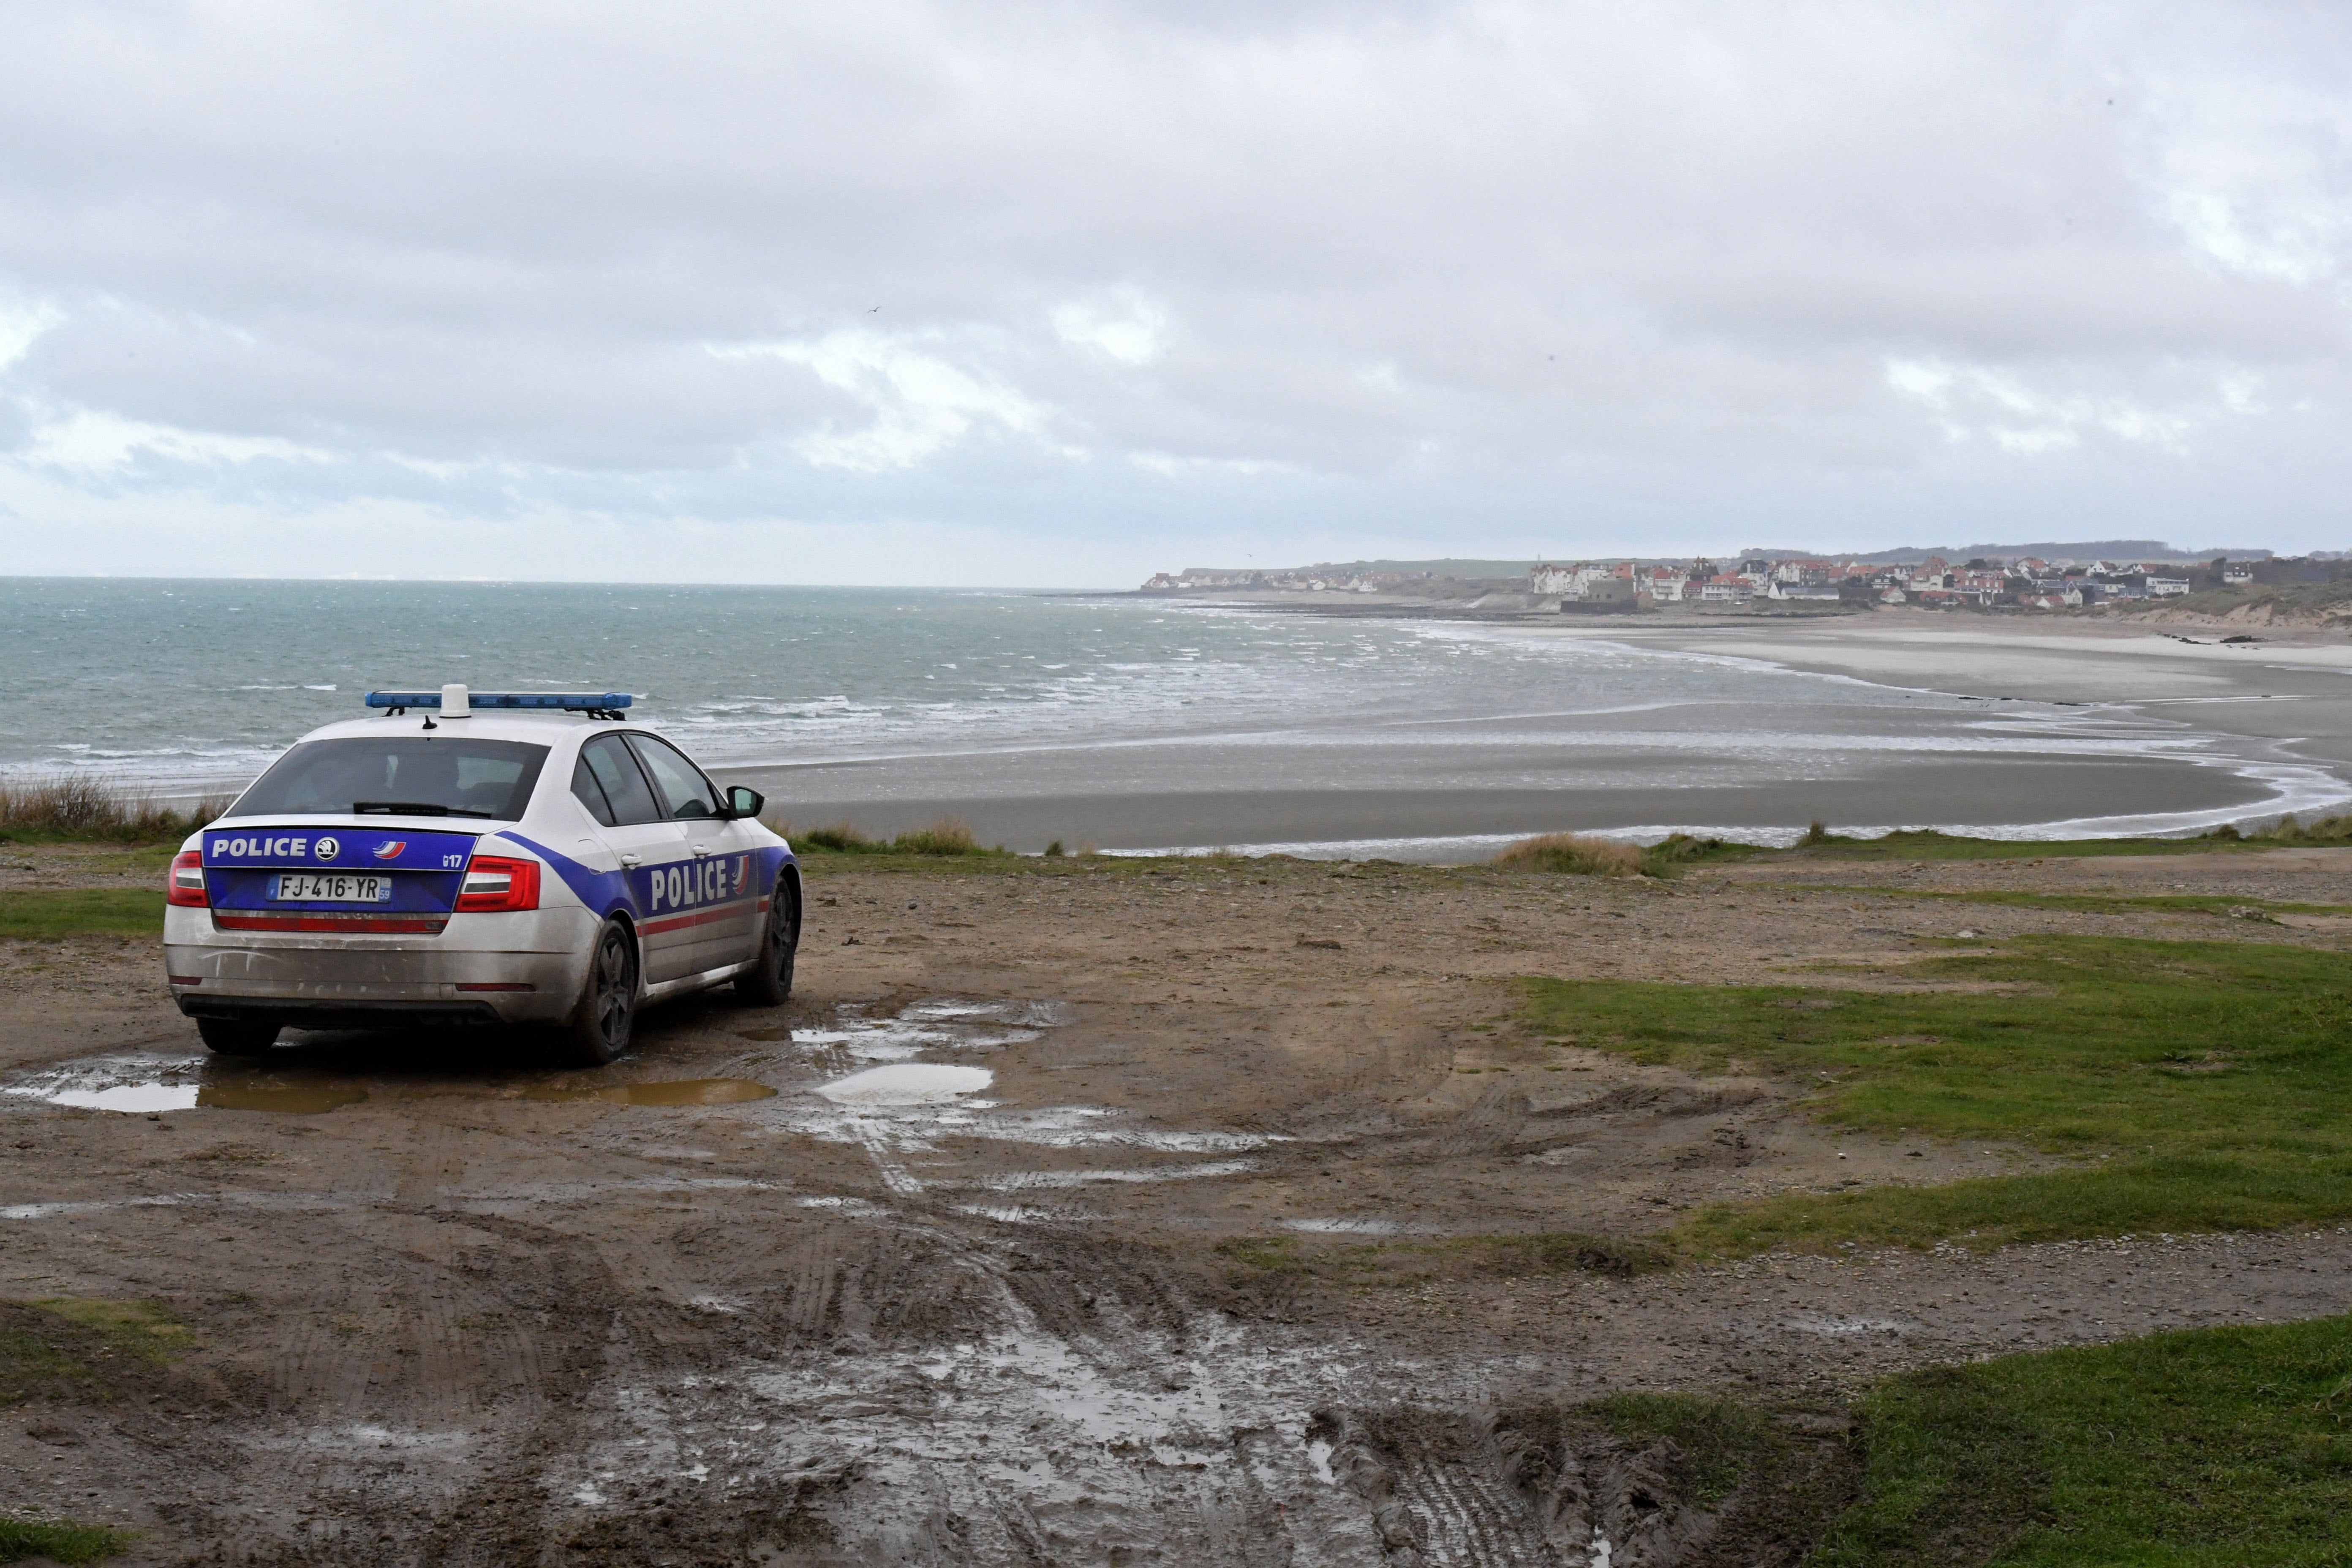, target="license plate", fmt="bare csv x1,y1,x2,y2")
269,874,393,904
